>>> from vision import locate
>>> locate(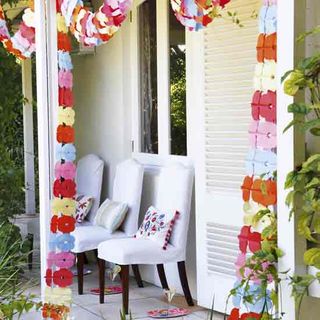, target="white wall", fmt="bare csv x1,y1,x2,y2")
73,25,132,200
73,21,198,299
